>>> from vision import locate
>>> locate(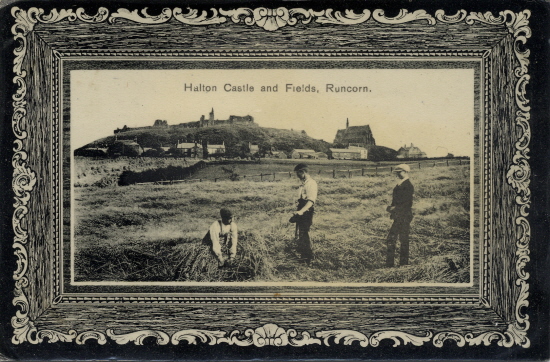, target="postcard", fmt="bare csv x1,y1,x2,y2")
1,0,548,360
